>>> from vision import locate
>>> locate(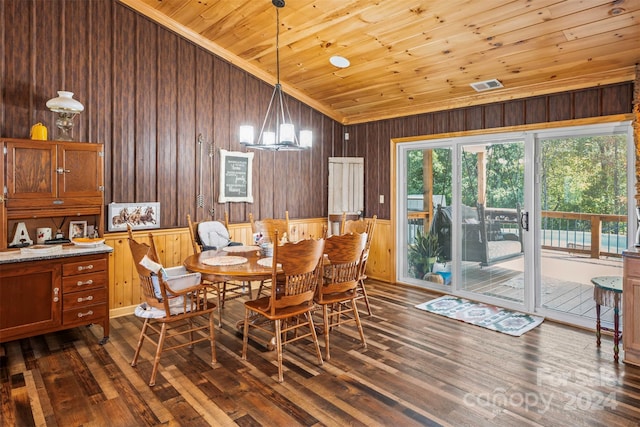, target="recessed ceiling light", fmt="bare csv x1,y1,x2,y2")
330,55,350,68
